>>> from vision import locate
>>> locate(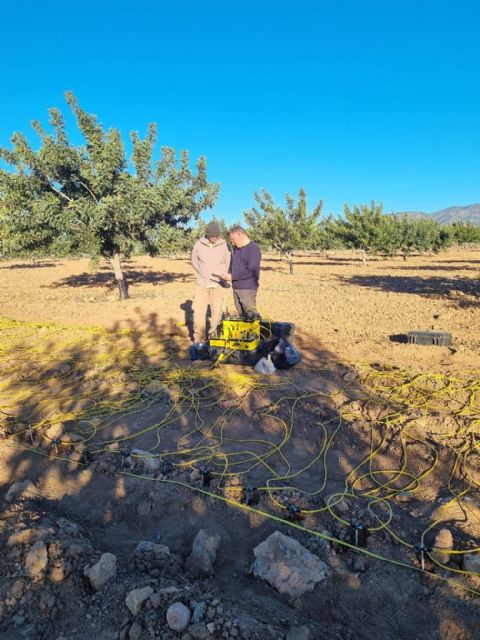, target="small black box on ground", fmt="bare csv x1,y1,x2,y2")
407,331,452,346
